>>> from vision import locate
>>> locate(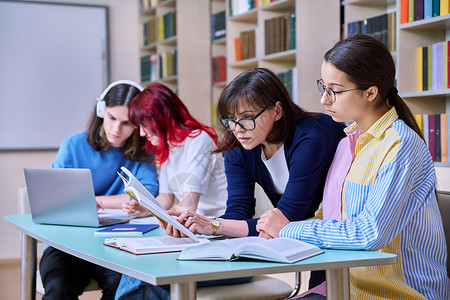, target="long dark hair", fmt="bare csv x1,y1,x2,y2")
129,83,218,165
324,34,424,140
215,68,313,152
86,83,151,161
